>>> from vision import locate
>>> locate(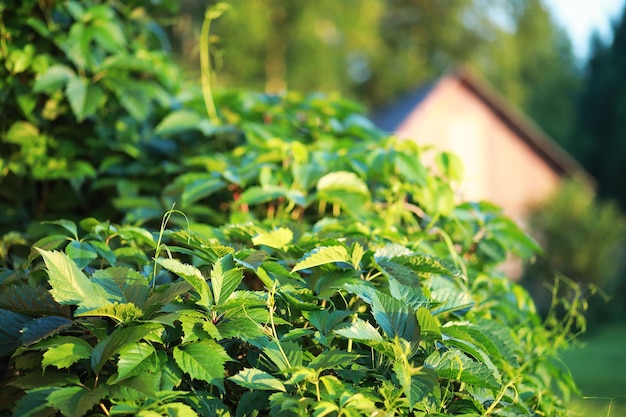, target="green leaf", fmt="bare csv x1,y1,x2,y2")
376,259,421,286
33,65,75,93
396,255,463,279
0,284,69,316
393,361,437,409
334,318,382,342
20,316,74,346
0,309,32,356
37,249,114,310
91,323,162,373
75,302,144,323
317,171,369,196
238,185,292,205
111,342,156,383
65,241,98,269
164,174,226,207
435,151,464,182
425,348,500,390
394,152,427,186
229,367,287,392
41,219,78,239
11,387,56,417
211,254,243,305
430,287,474,316
343,284,419,342
252,227,293,250
47,386,107,417
173,339,229,387
158,258,212,308
164,402,200,417
263,340,303,371
309,350,357,371
41,338,92,370
11,372,81,389
417,307,441,340
291,245,350,272
66,75,88,121
155,110,204,136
